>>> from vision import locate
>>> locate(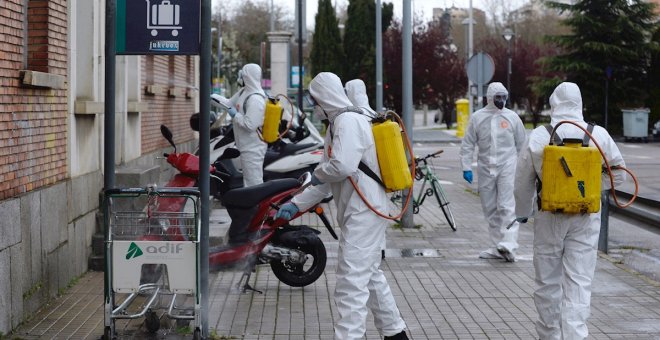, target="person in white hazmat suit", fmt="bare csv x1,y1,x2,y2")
459,82,526,261
276,72,409,340
213,63,267,187
514,82,626,340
